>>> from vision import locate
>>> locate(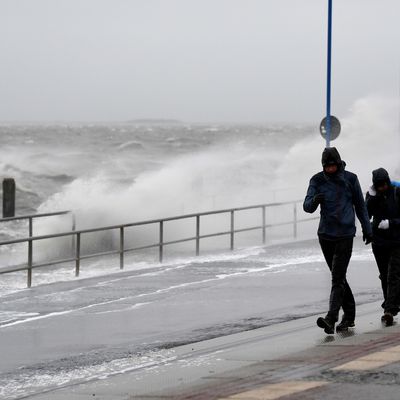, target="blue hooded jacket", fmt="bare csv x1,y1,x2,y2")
303,148,372,240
